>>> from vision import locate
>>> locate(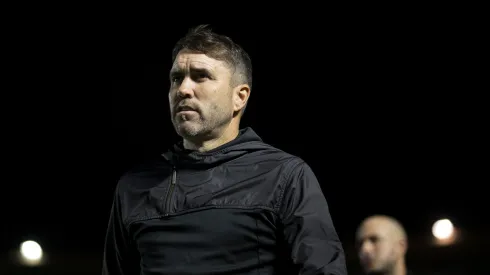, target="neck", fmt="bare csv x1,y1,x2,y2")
368,259,406,275
392,259,406,275
386,258,406,275
183,121,239,152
